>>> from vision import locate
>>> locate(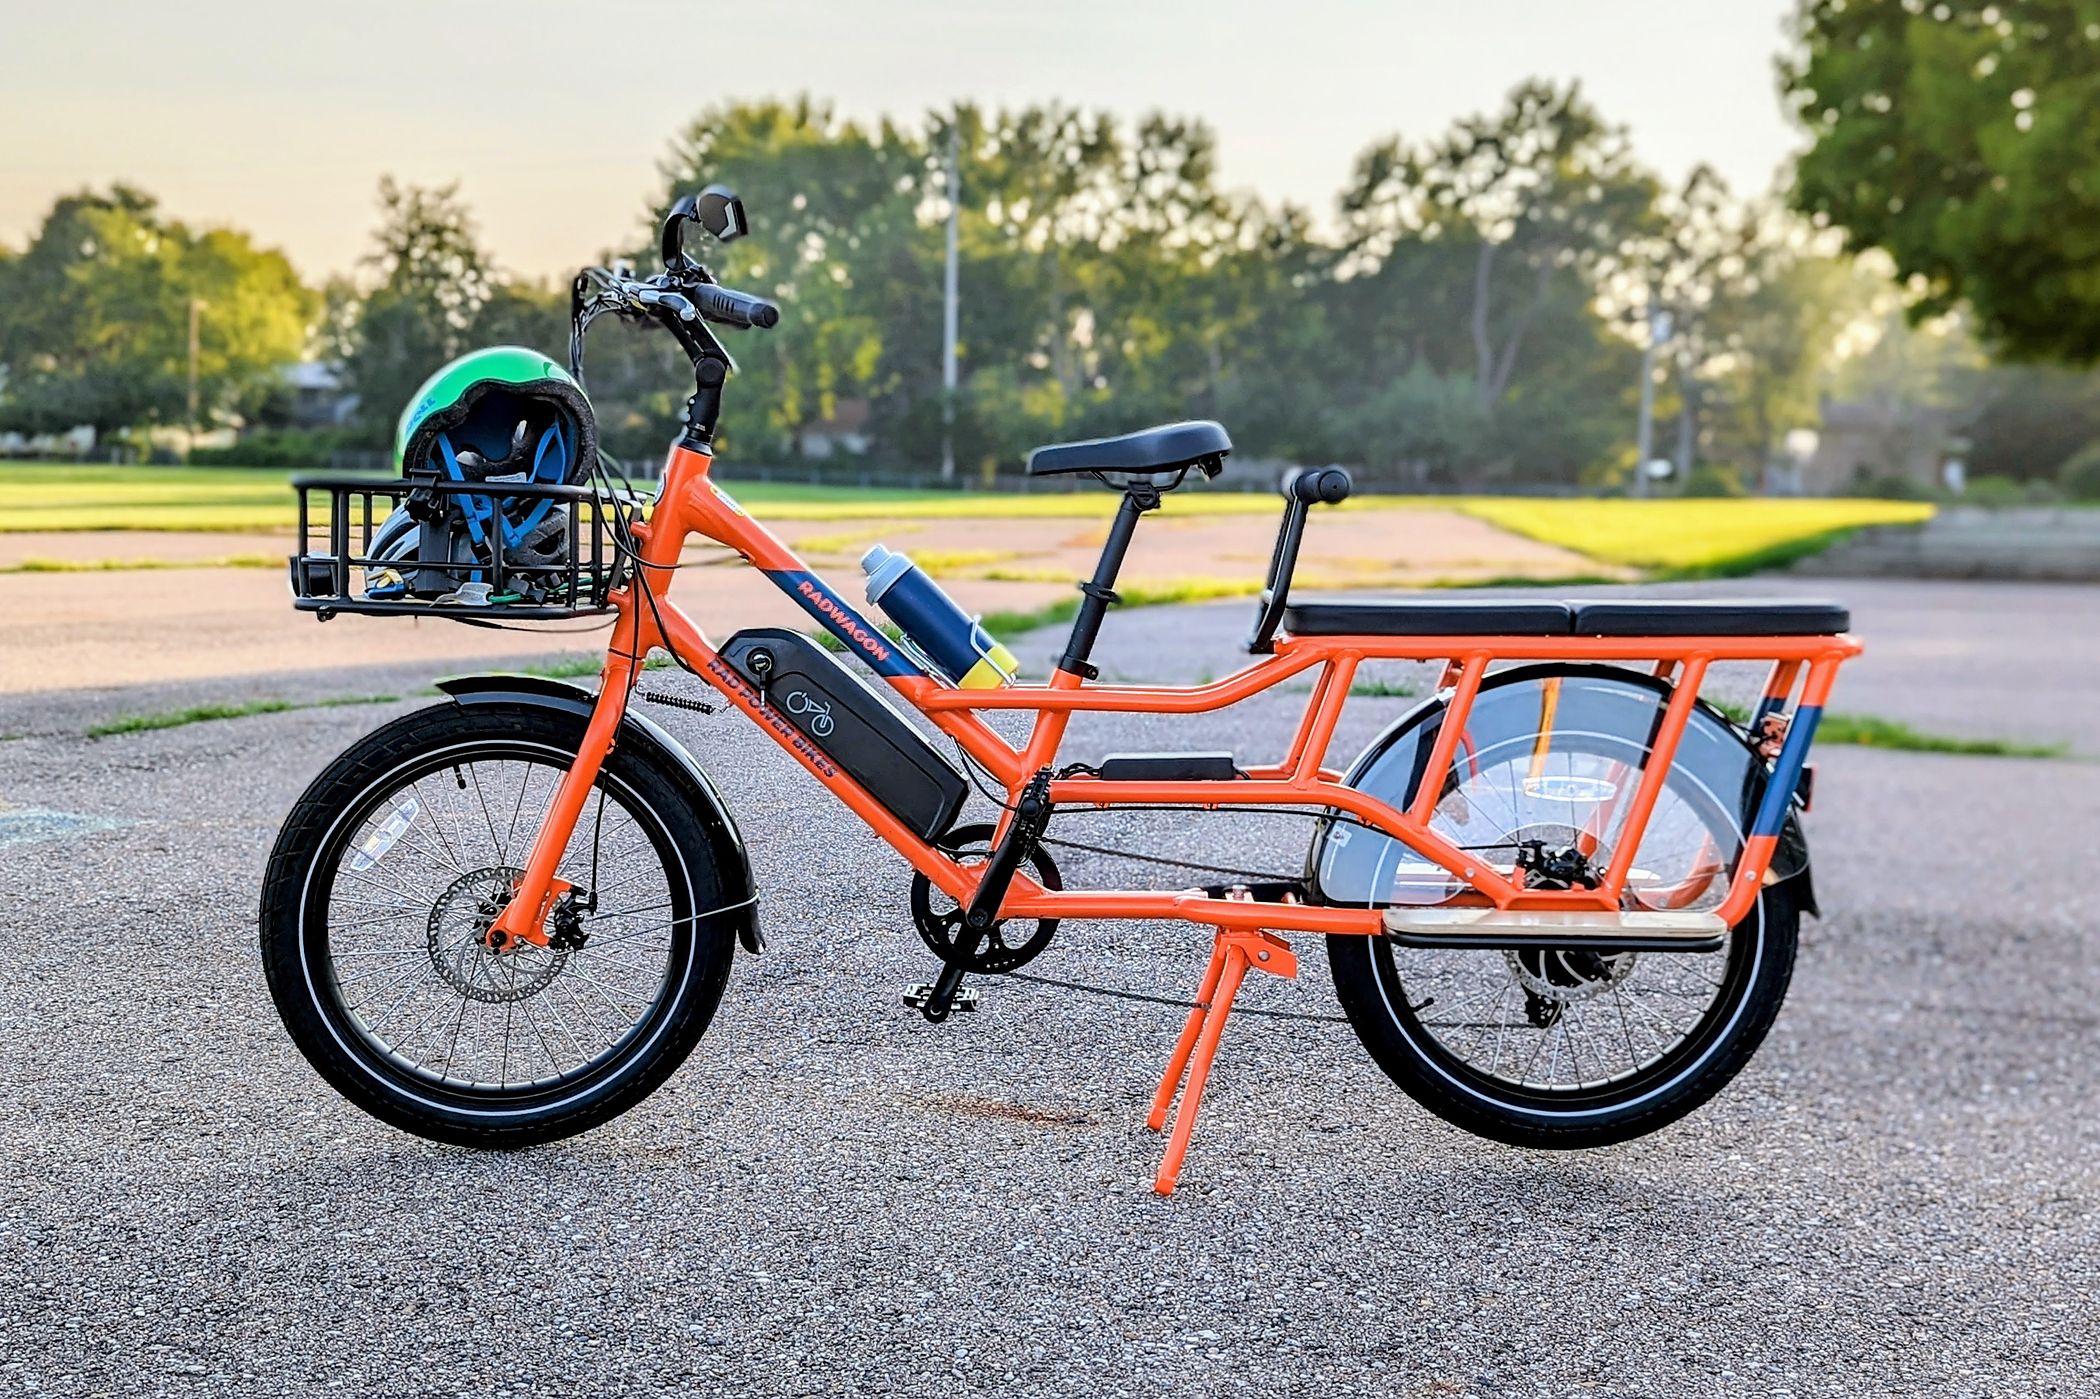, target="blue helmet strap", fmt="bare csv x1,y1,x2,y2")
506,420,568,543
432,433,490,581
433,416,572,578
